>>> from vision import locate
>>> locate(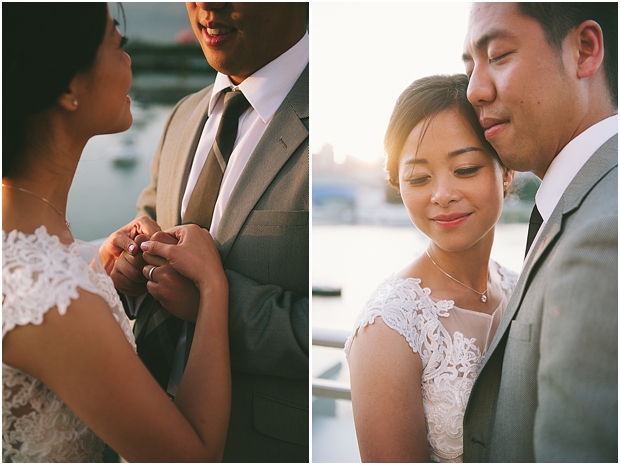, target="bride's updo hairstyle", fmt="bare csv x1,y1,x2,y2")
2,3,109,178
384,74,503,190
